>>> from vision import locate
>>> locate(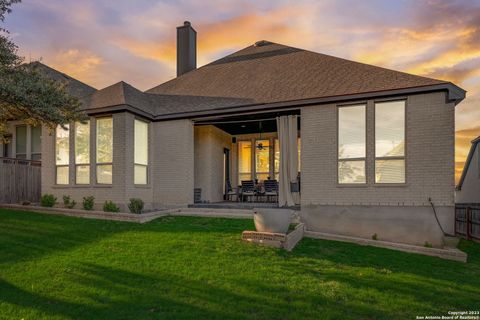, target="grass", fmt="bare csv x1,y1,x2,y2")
0,209,479,320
